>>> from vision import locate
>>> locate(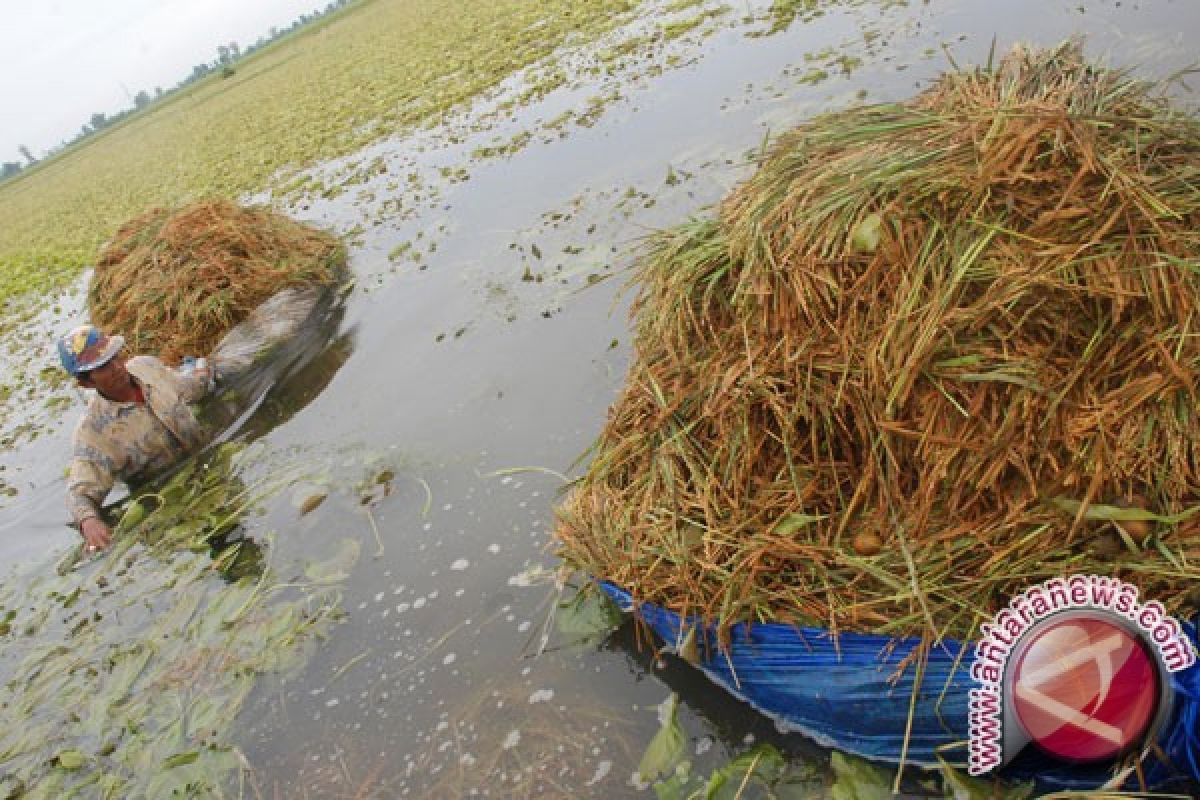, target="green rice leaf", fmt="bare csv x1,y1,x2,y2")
850,213,883,253
1050,497,1177,523
773,513,827,535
